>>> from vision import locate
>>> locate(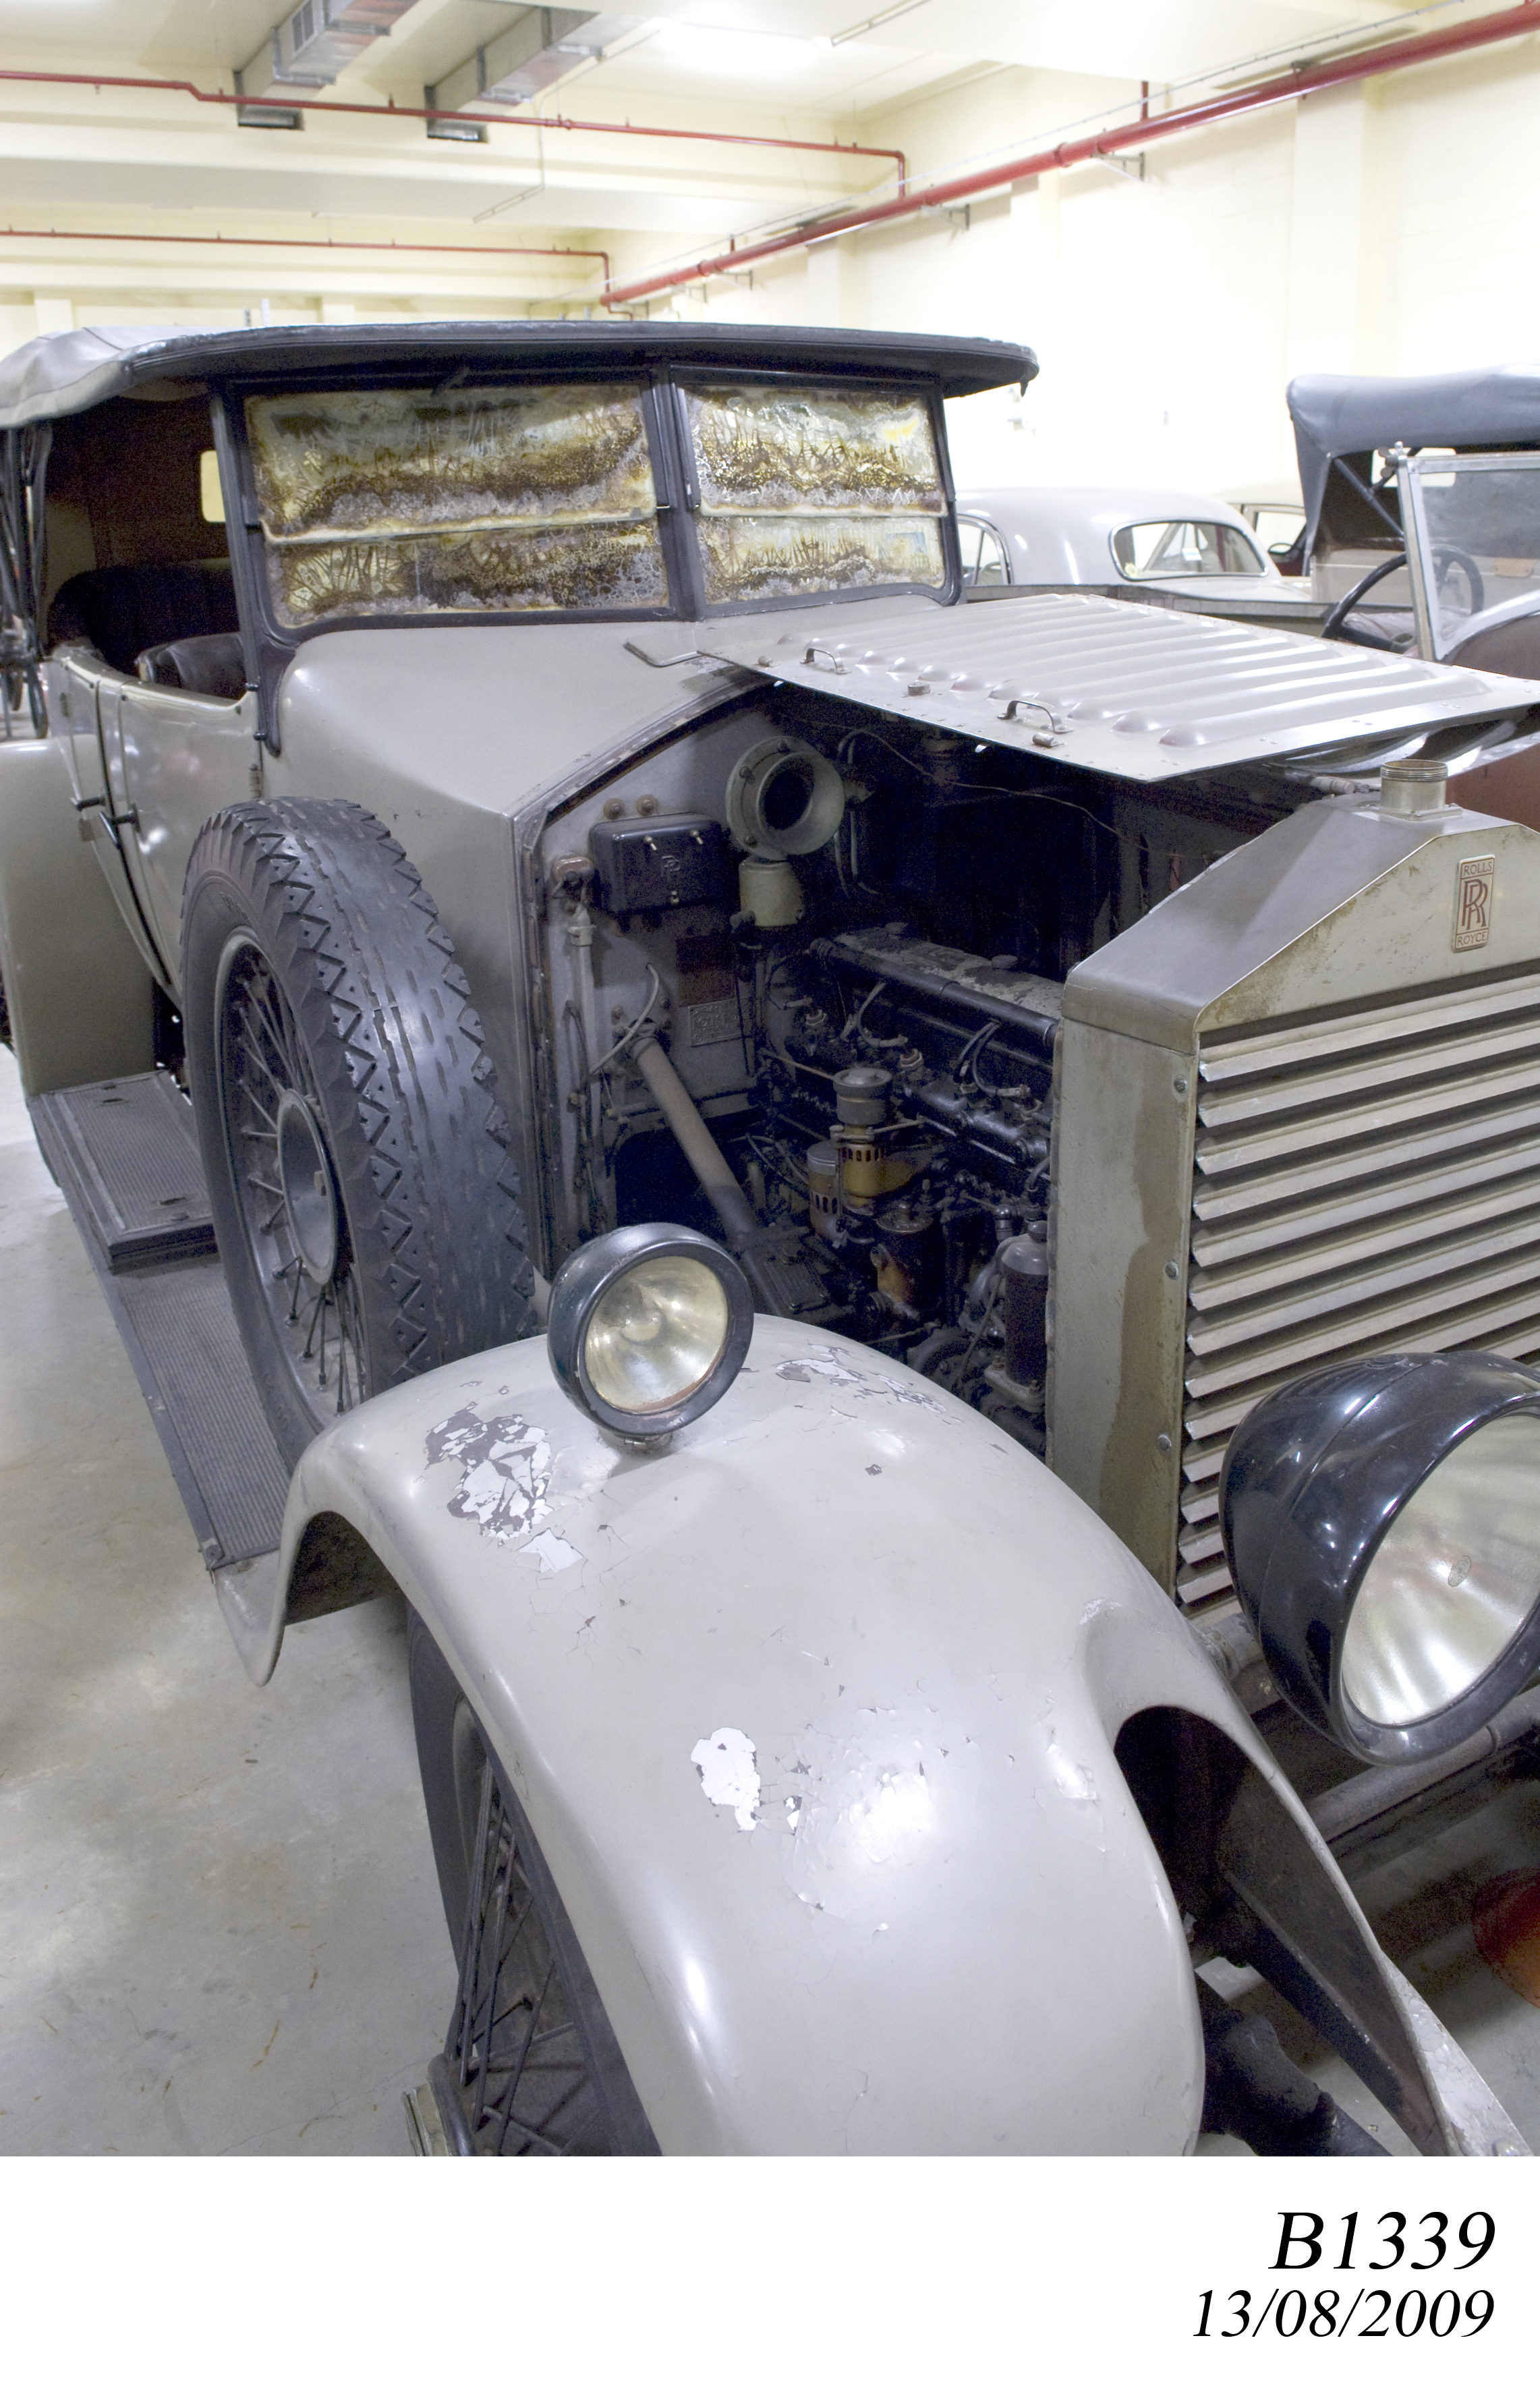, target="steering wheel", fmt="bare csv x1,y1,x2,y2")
1433,544,1485,621
1320,545,1487,652
1319,553,1408,651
